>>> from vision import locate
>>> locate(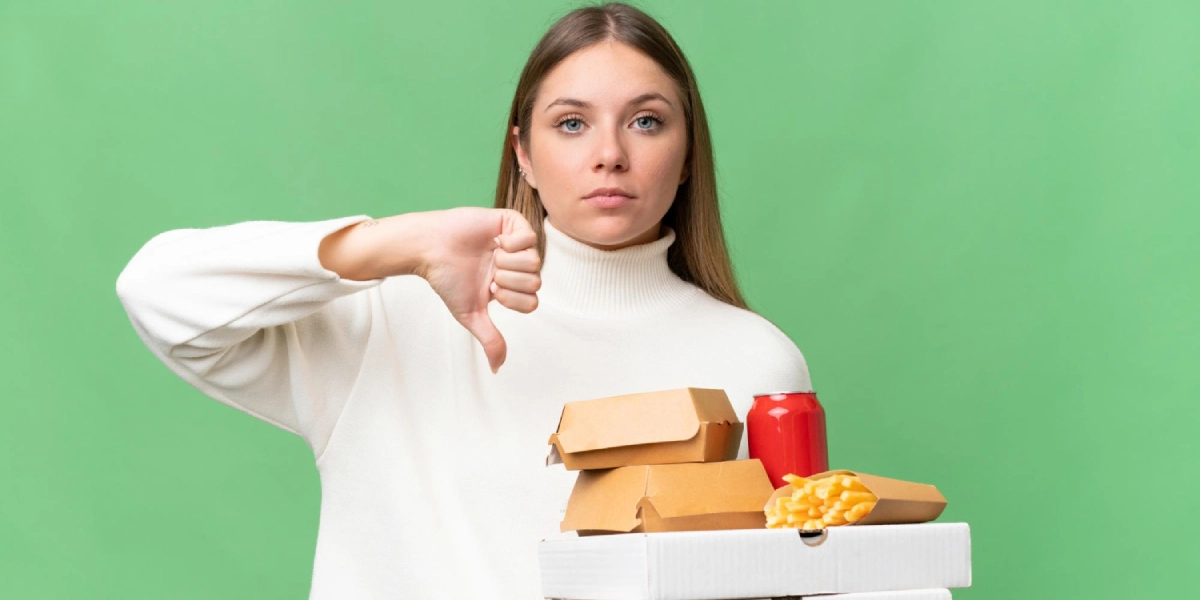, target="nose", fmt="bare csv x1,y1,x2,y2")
592,123,629,173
